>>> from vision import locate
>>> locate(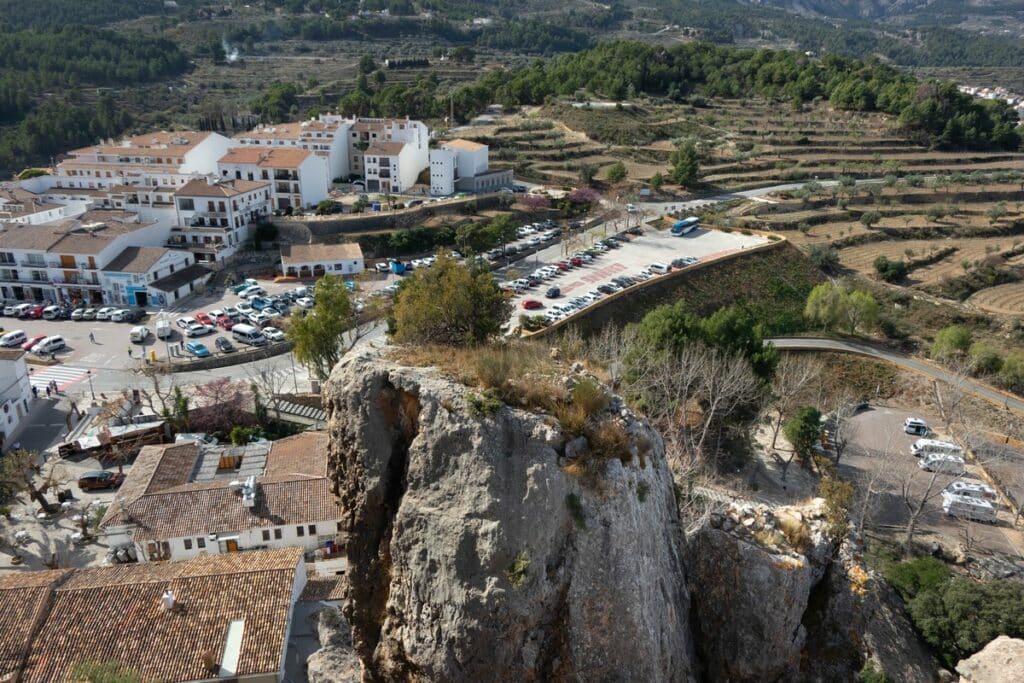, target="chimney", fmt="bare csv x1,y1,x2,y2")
206,176,216,186
160,589,175,611
199,649,218,673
